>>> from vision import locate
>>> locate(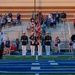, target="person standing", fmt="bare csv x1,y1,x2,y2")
61,11,66,23
8,12,13,21
54,39,58,52
0,27,5,59
41,21,46,35
53,17,57,28
0,14,3,27
35,36,42,56
5,37,10,55
7,16,11,27
71,34,75,57
30,33,36,56
17,13,21,25
56,12,60,24
56,36,61,52
16,38,20,51
69,38,73,53
45,32,52,55
21,32,28,56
